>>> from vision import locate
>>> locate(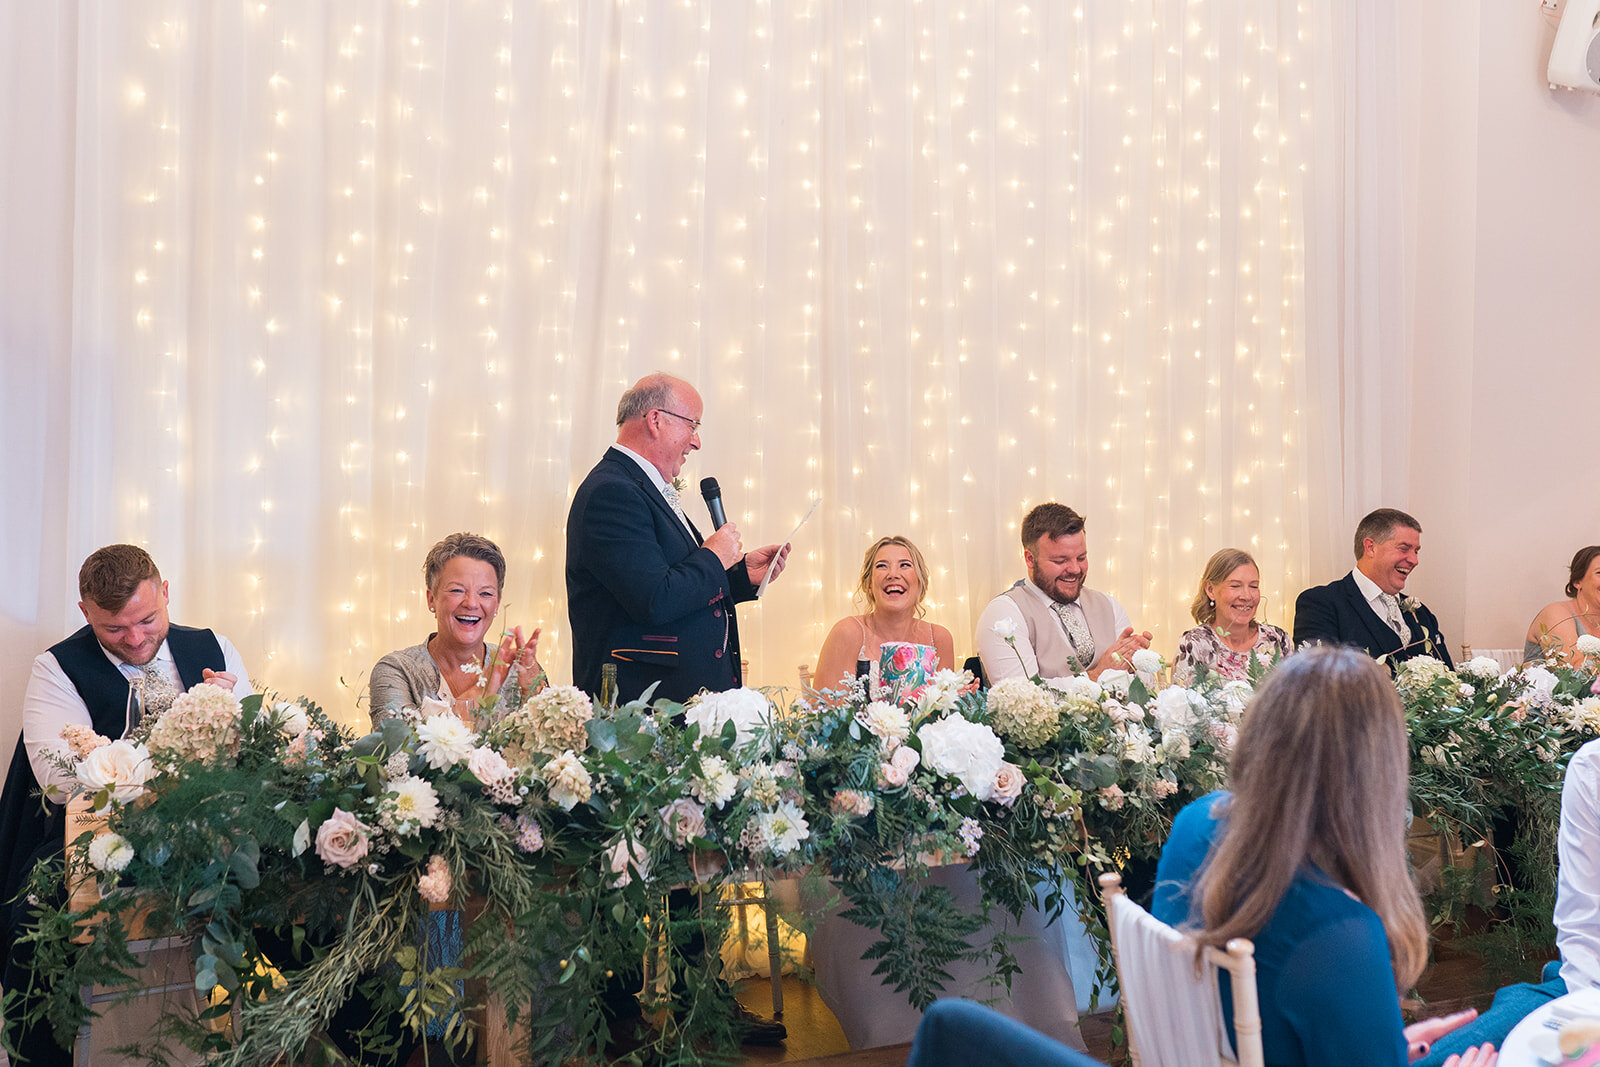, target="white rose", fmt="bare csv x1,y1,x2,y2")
991,617,1018,640
275,701,309,738
76,740,154,806
686,688,772,750
1098,669,1133,699
991,762,1025,806
1046,675,1103,704
915,716,1005,801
